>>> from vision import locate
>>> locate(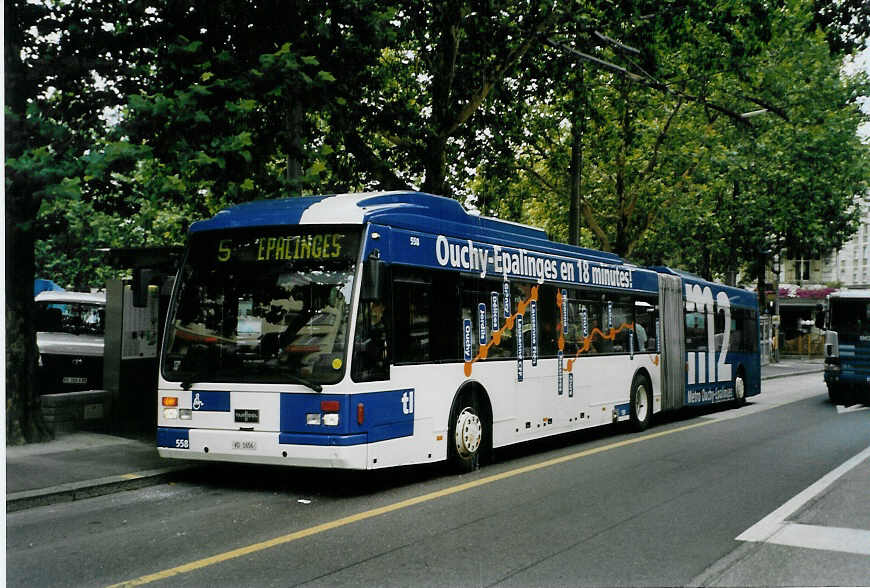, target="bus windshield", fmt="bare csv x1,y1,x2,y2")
162,227,361,386
829,299,870,344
